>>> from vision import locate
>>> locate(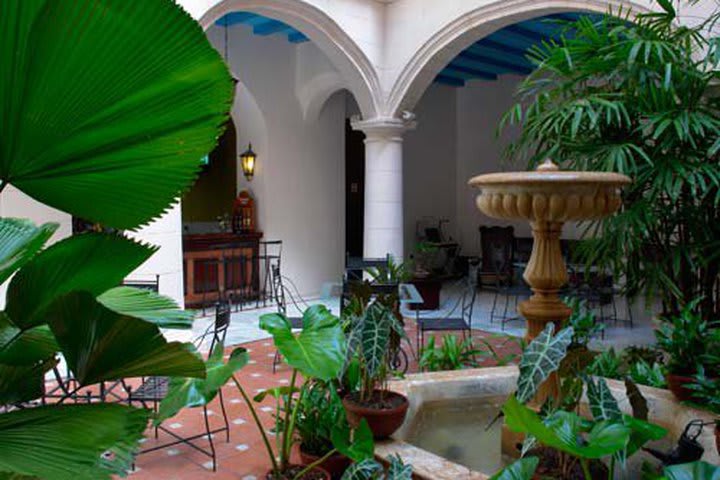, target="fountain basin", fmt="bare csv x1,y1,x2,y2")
377,367,719,479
